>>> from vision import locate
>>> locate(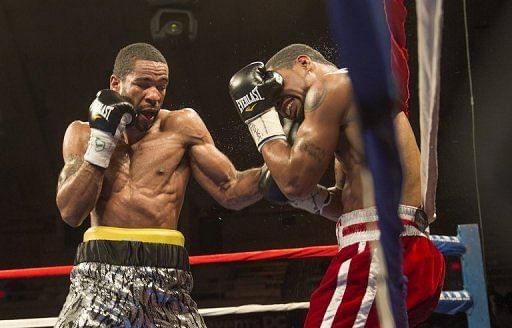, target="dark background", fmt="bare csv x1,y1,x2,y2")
0,0,511,326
